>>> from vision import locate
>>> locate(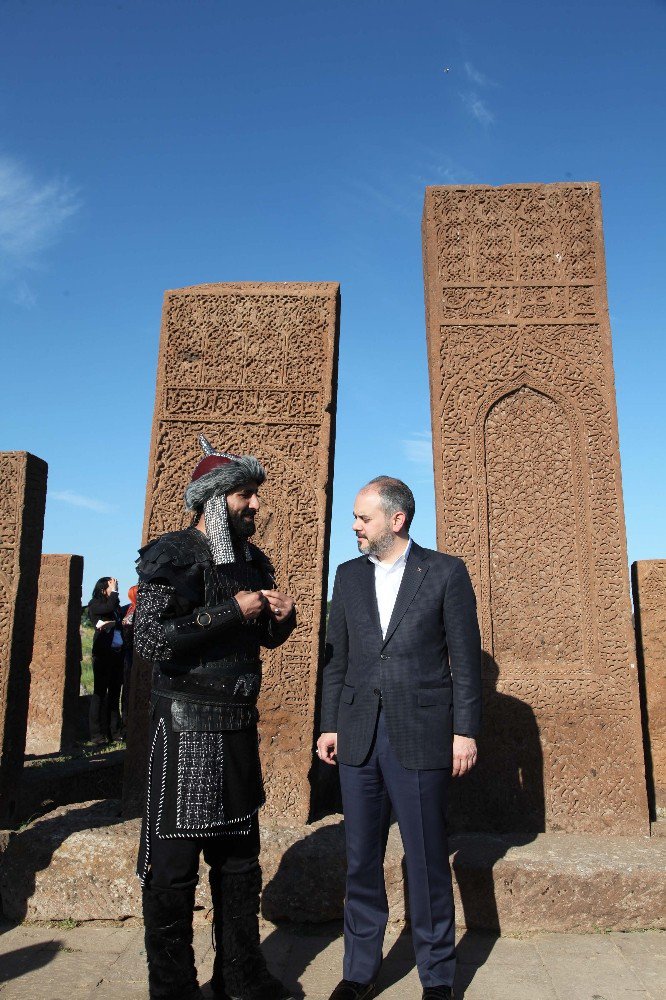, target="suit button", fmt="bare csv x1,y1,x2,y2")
380,654,388,660
373,688,381,695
